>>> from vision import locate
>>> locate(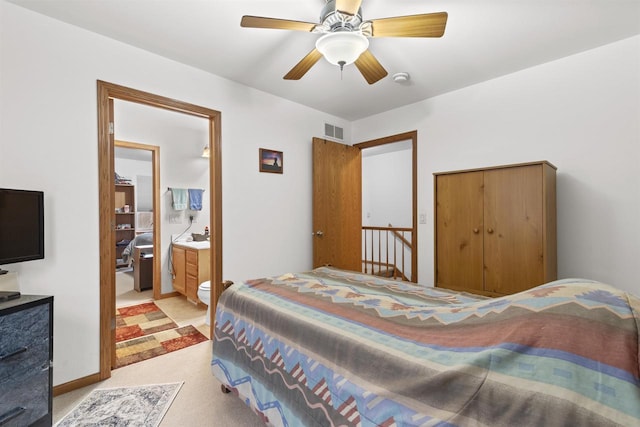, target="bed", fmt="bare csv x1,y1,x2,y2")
211,267,640,426
120,232,153,265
